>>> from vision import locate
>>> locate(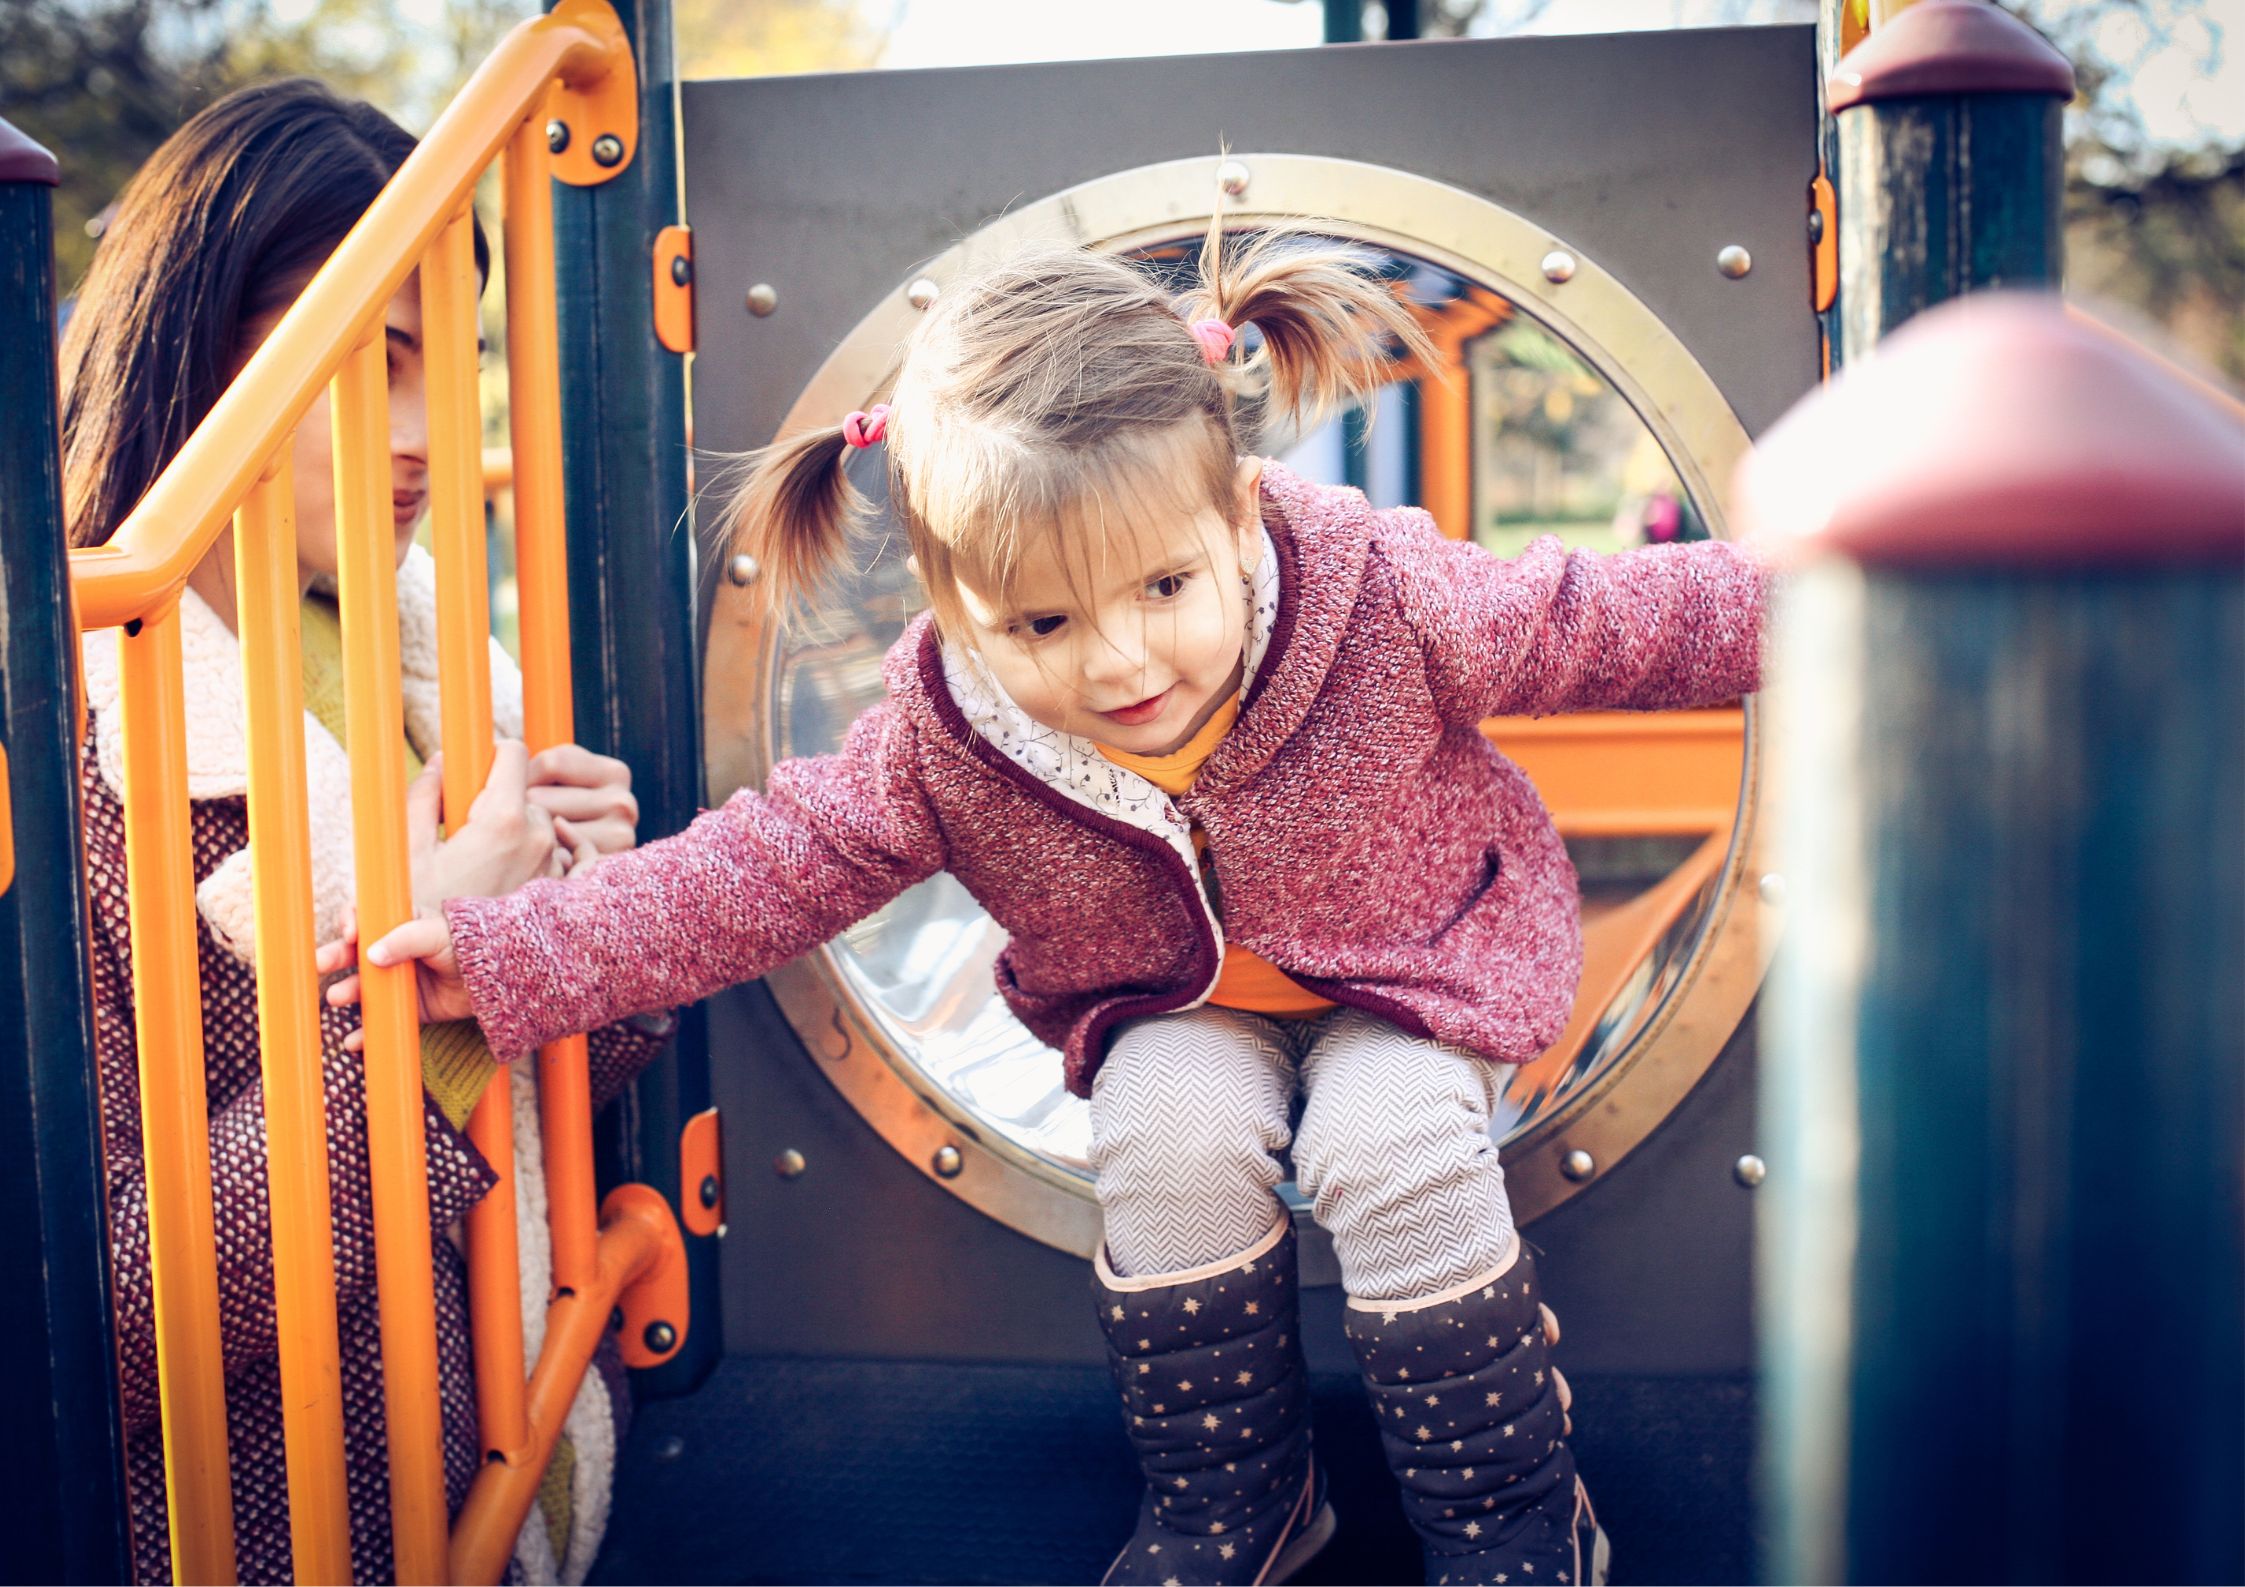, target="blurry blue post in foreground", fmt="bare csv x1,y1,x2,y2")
1748,294,2245,1585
